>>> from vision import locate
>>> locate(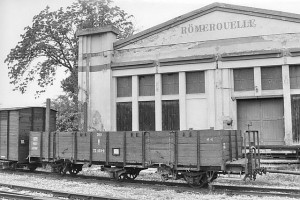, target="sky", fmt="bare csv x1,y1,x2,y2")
0,0,300,108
